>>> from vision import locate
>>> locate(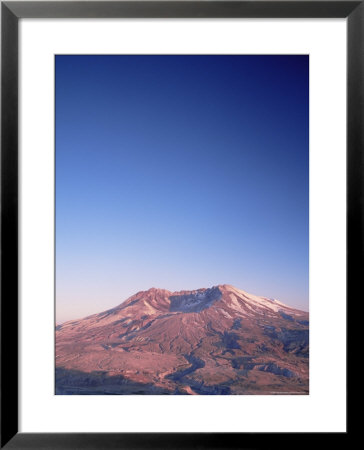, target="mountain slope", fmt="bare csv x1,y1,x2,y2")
56,285,309,395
